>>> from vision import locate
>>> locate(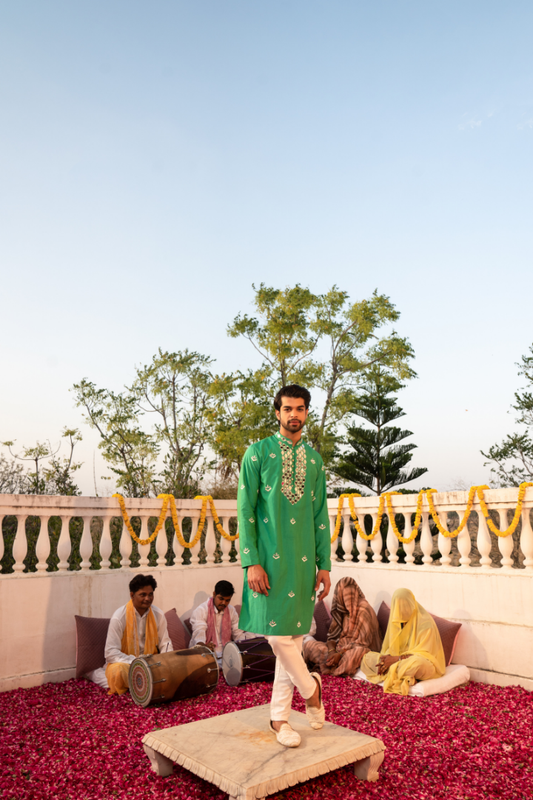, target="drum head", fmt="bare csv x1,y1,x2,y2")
222,641,243,686
129,657,153,707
